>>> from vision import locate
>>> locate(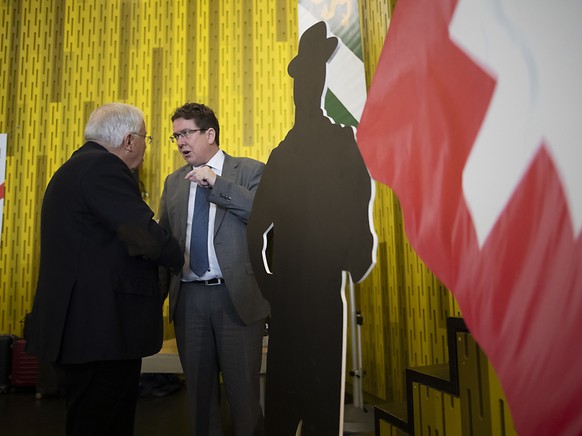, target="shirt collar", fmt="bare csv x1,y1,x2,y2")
192,149,225,173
